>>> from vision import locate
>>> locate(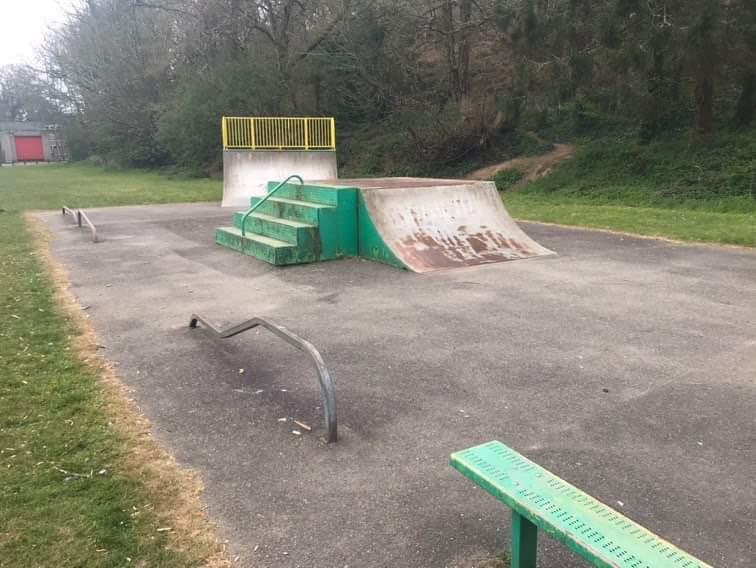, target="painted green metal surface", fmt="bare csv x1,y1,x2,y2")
356,193,406,270
450,441,712,568
512,512,538,568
